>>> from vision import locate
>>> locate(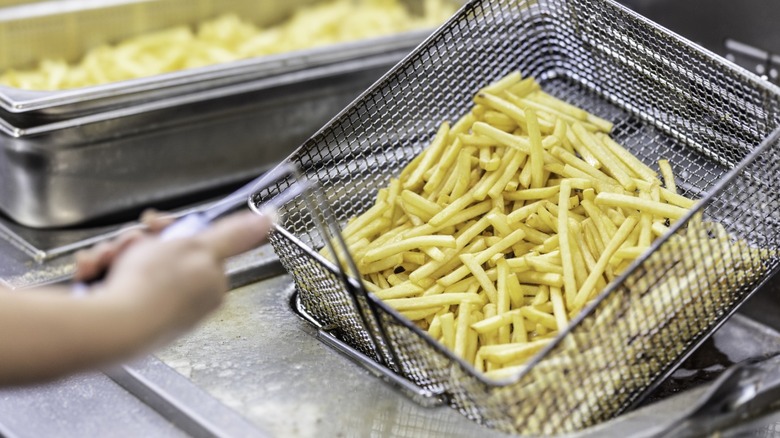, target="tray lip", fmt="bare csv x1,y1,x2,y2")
268,0,780,397
0,50,407,145
0,0,451,117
